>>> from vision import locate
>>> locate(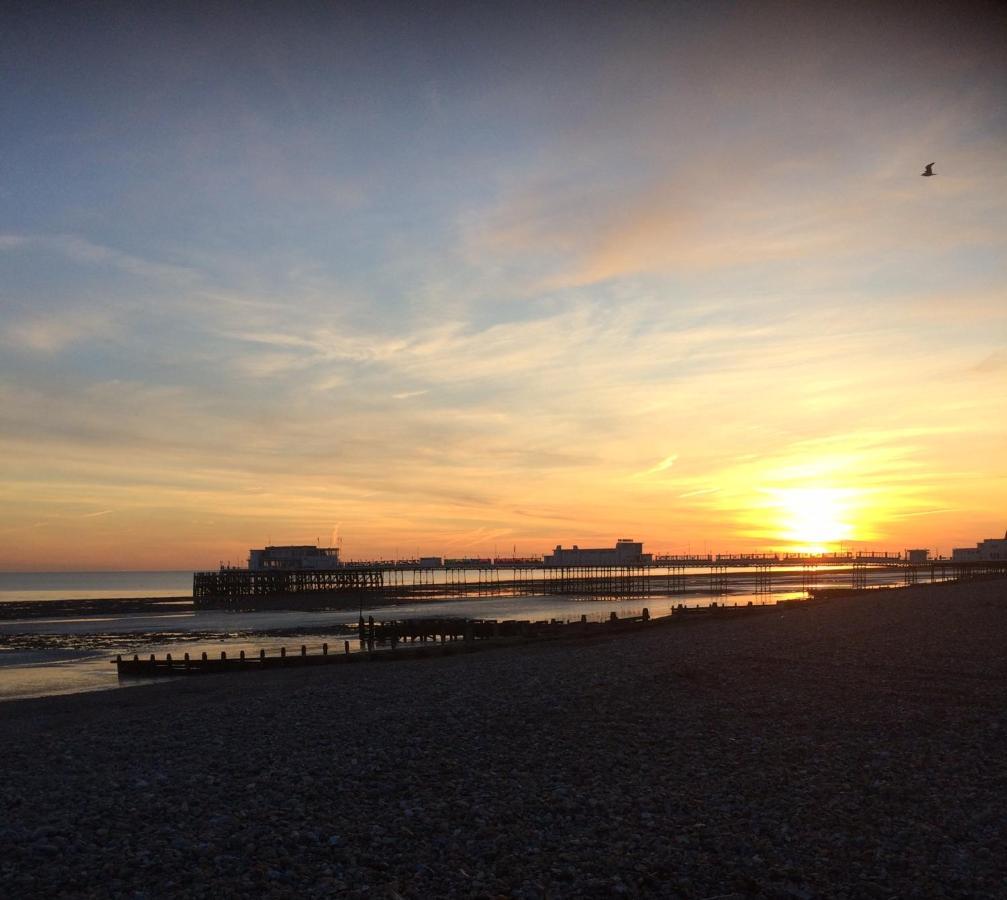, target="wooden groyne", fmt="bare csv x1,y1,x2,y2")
115,609,654,677
115,602,784,679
